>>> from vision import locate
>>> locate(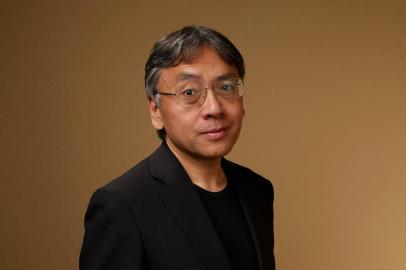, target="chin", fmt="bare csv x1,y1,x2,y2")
168,134,239,161
197,143,235,160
